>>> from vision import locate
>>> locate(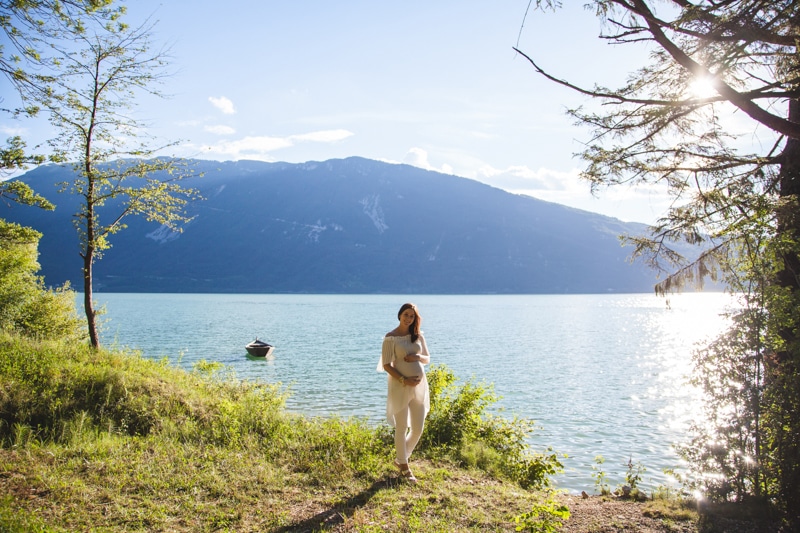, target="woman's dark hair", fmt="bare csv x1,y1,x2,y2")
398,302,422,342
